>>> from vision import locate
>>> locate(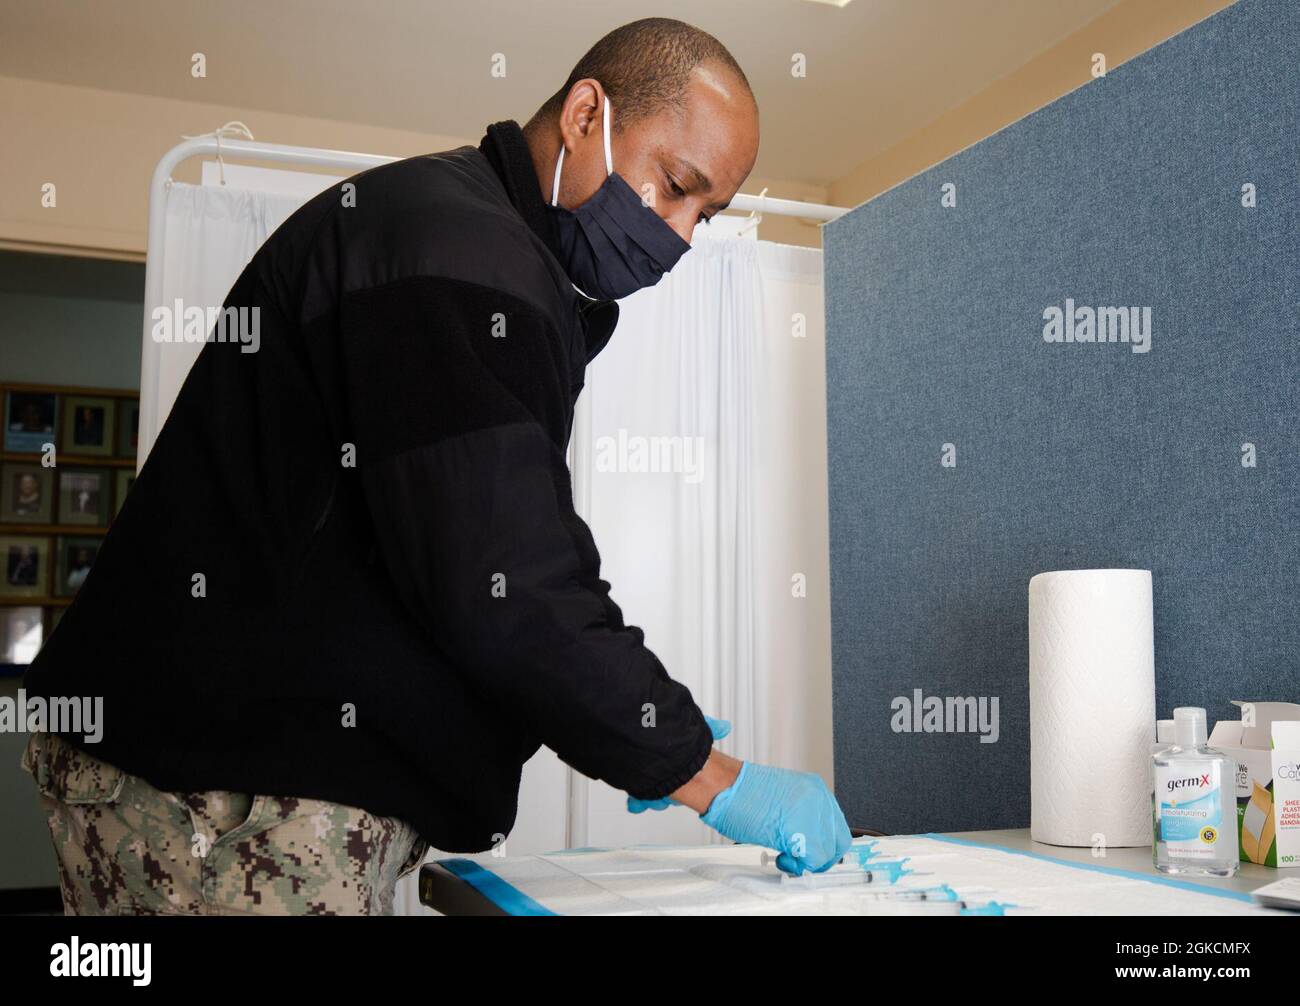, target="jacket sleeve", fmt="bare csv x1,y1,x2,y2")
338,274,715,798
